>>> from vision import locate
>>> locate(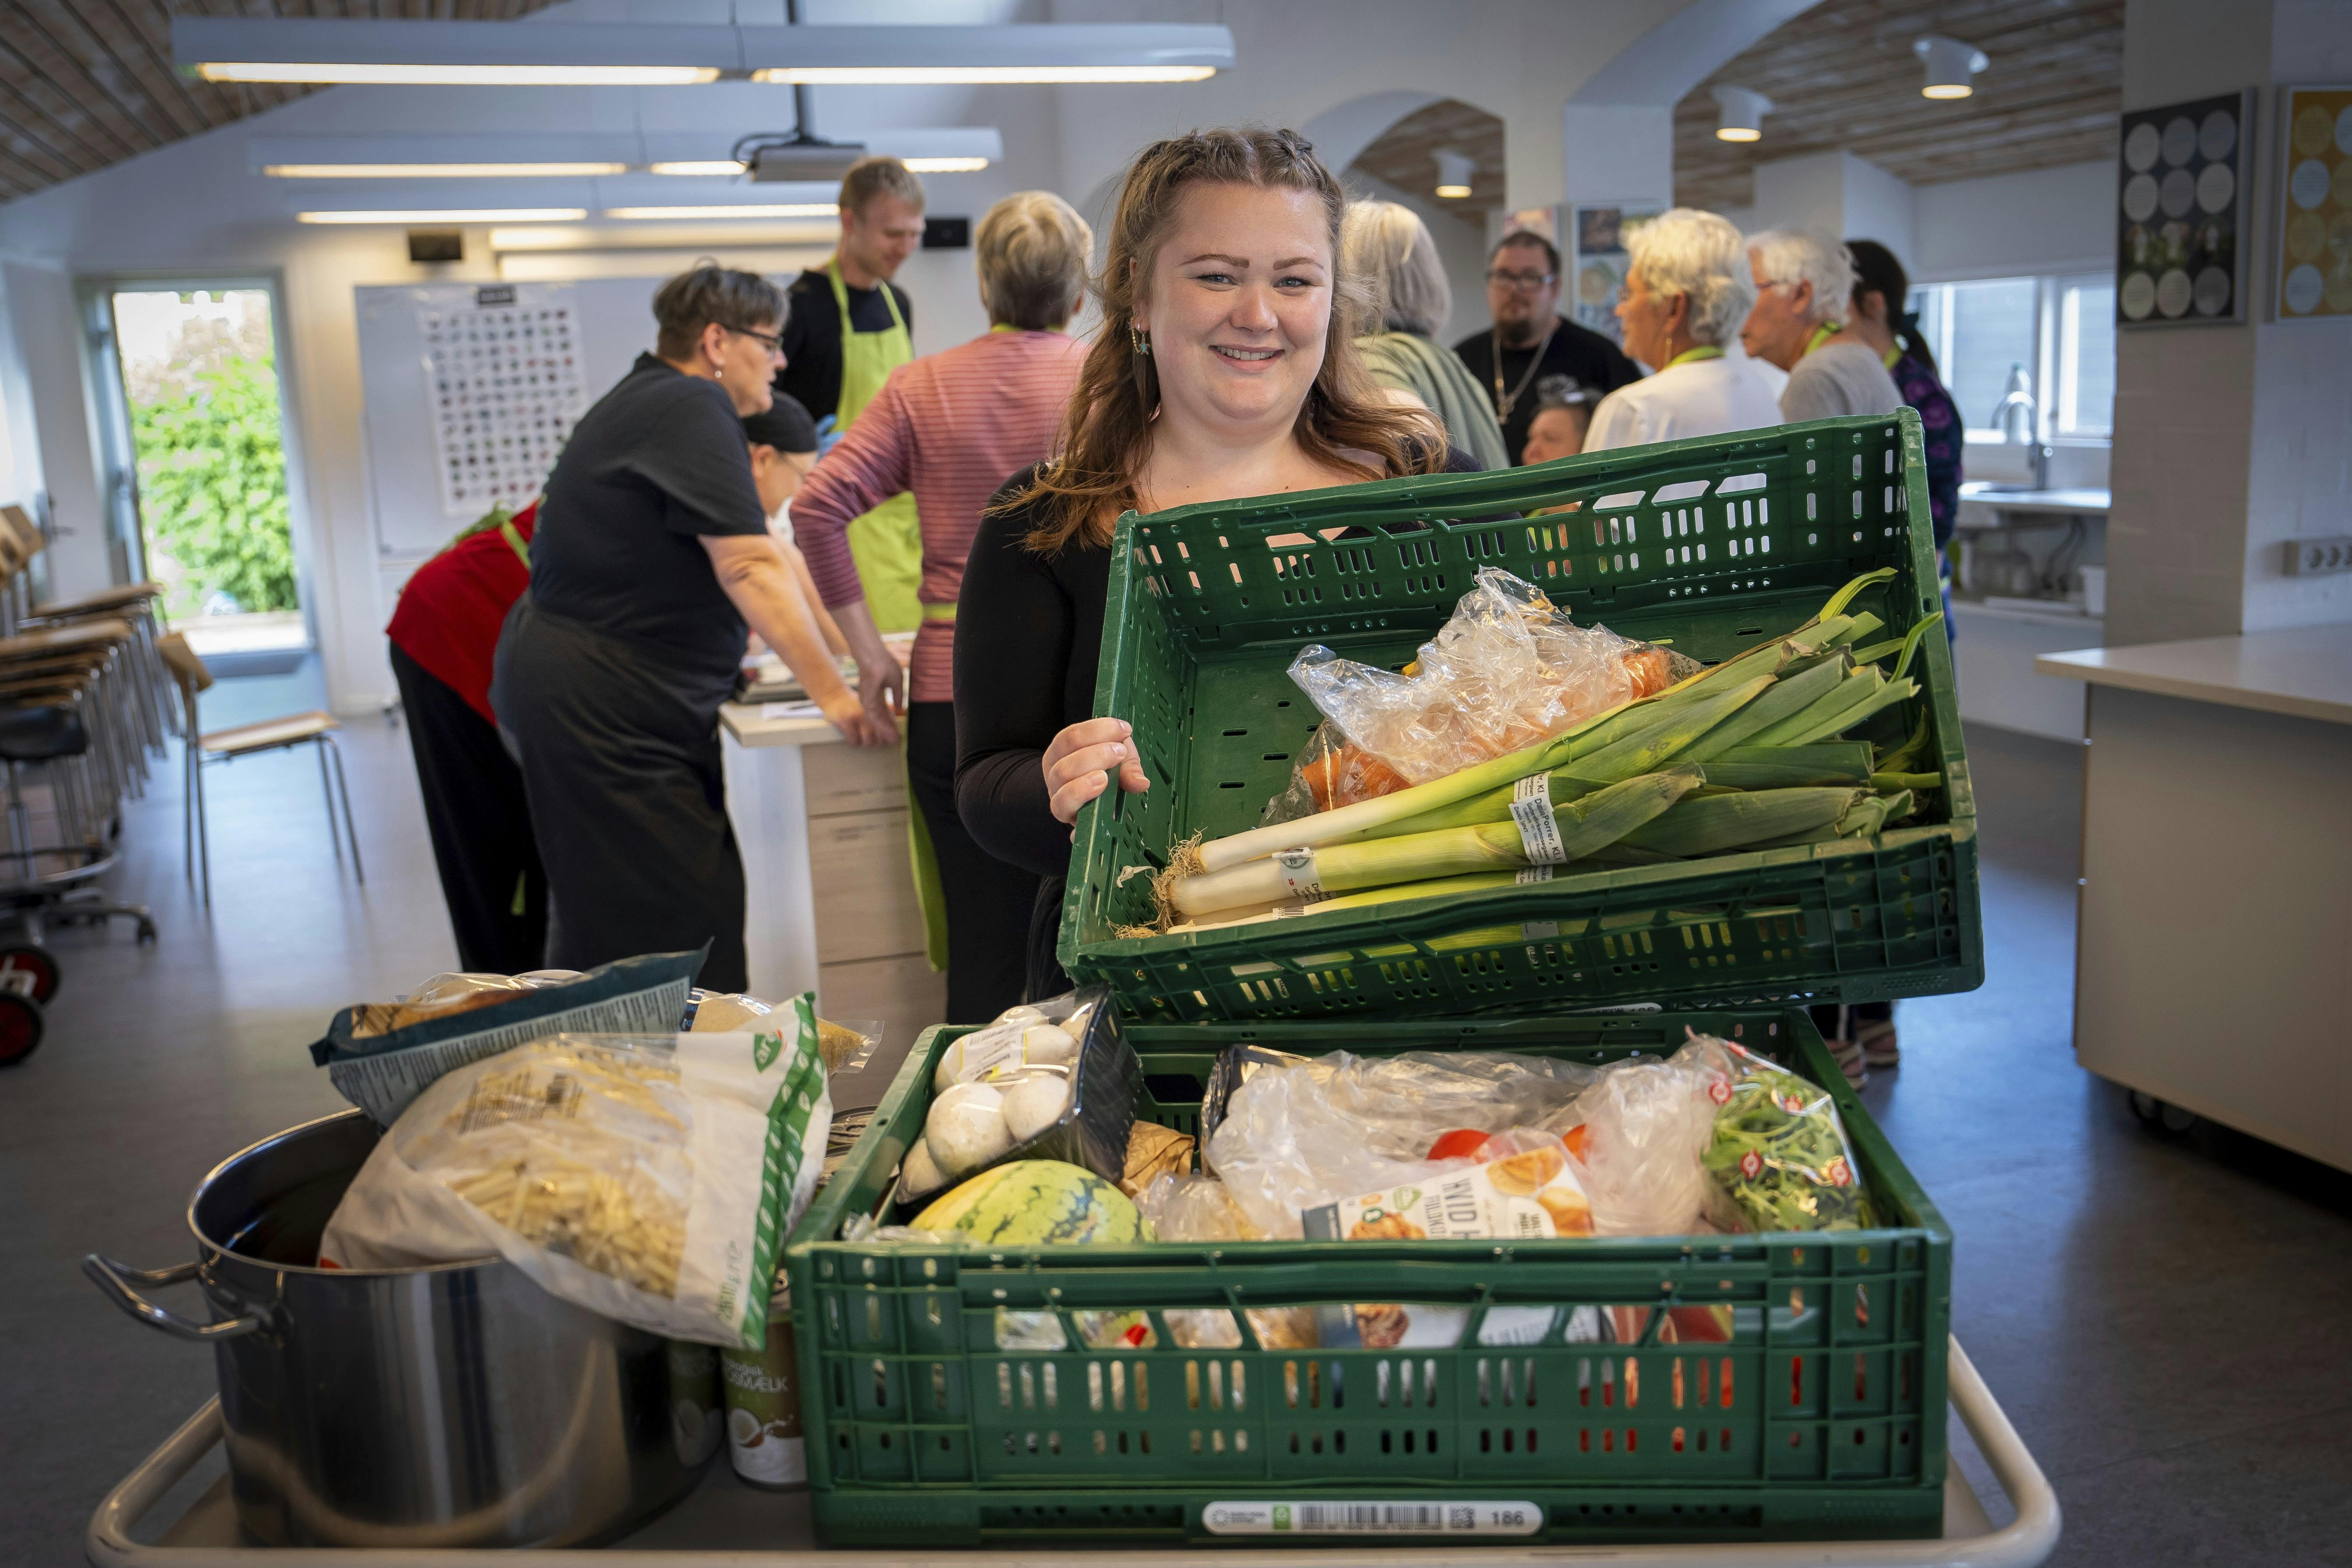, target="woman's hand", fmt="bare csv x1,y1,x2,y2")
1043,717,1150,826
818,688,886,748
